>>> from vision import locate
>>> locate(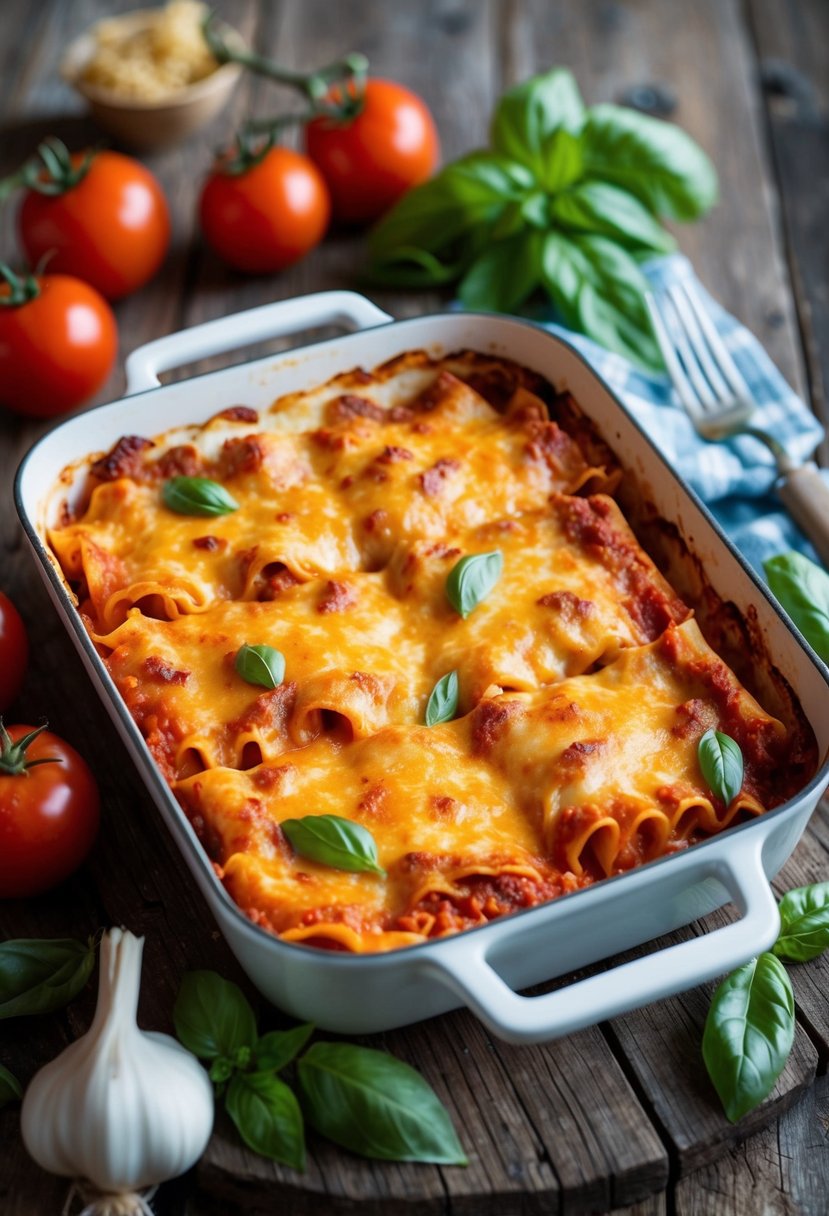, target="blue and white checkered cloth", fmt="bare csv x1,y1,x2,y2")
525,254,825,575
